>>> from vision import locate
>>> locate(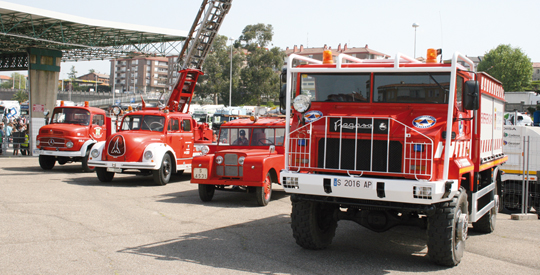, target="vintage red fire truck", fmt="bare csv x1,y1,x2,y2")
191,116,286,206
280,49,507,266
86,0,231,185
35,101,111,172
